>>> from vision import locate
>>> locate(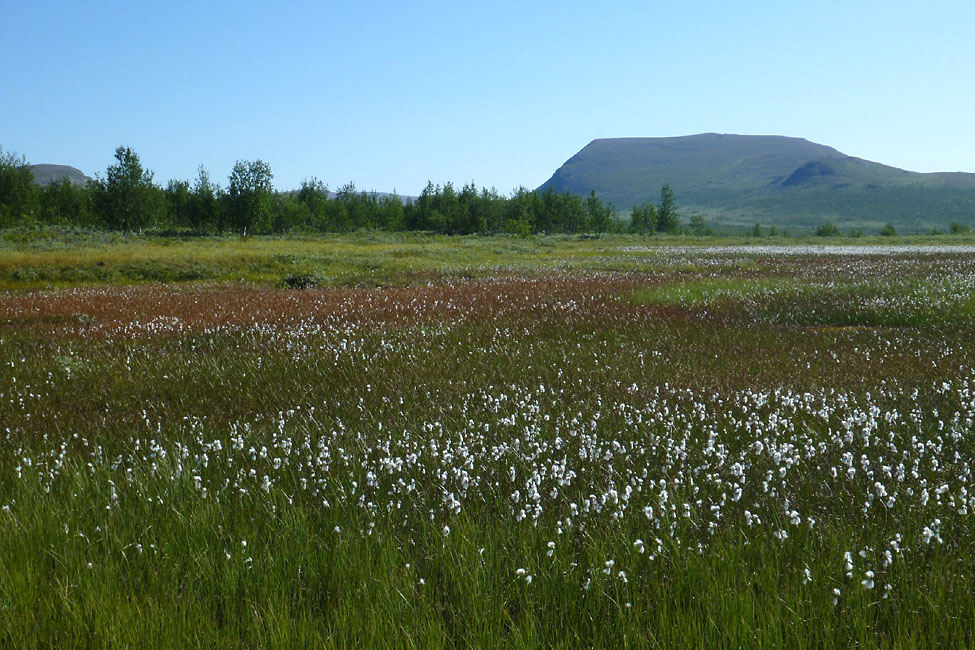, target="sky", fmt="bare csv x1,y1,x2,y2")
3,1,974,194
